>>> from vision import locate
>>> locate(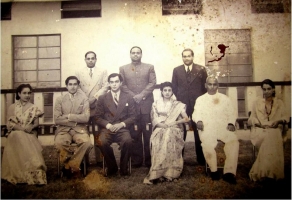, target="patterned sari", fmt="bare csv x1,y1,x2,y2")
1,100,47,185
144,98,186,183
